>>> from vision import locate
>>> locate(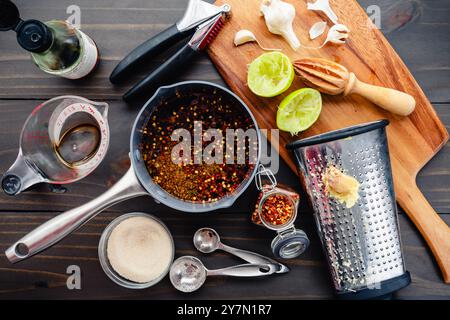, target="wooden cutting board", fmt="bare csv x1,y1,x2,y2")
208,0,450,282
